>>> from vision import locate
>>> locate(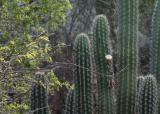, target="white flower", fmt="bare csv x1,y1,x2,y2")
105,55,112,60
